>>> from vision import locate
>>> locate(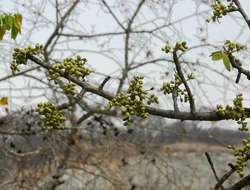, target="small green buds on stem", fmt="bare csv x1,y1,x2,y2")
207,0,236,23
49,56,92,81
36,102,66,130
216,94,247,131
48,56,92,97
161,41,188,54
161,73,195,103
11,44,43,74
223,40,246,54
217,94,249,177
228,137,250,177
109,76,159,126
63,82,76,96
